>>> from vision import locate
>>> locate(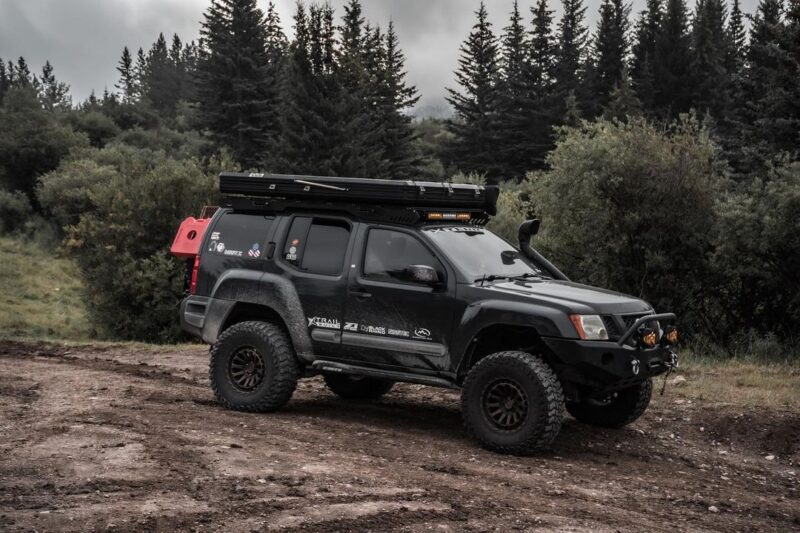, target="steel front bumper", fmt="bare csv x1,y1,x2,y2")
542,337,677,391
